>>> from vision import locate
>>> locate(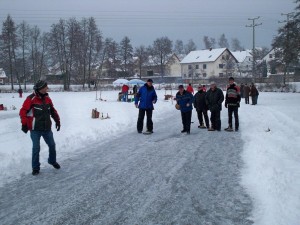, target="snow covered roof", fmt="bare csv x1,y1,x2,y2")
180,48,228,64
0,68,7,78
232,50,252,63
